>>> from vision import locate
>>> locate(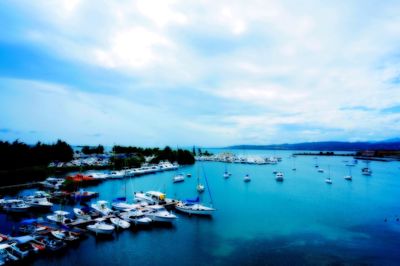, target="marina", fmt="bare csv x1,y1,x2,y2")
1,150,400,265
